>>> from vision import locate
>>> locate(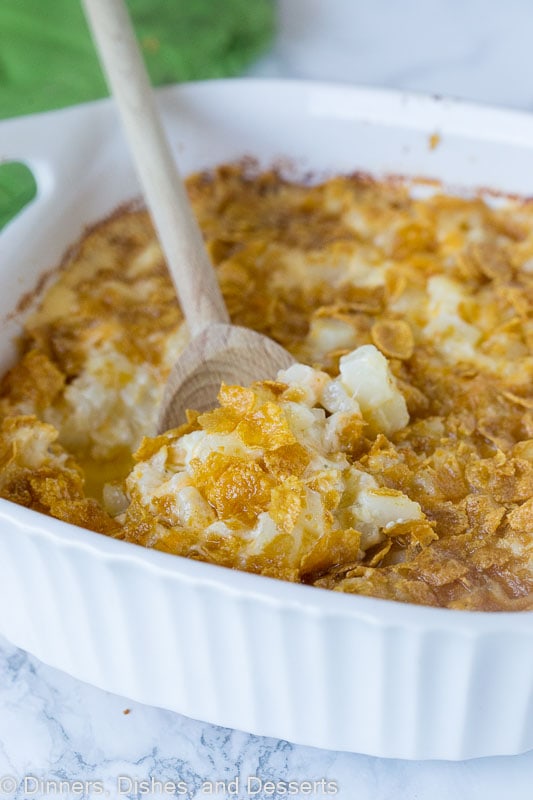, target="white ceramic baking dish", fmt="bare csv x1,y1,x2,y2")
1,80,533,761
